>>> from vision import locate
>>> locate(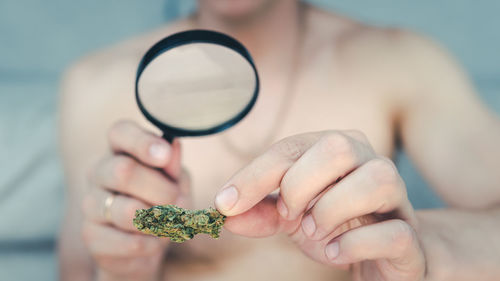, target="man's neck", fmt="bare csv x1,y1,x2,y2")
194,1,303,64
